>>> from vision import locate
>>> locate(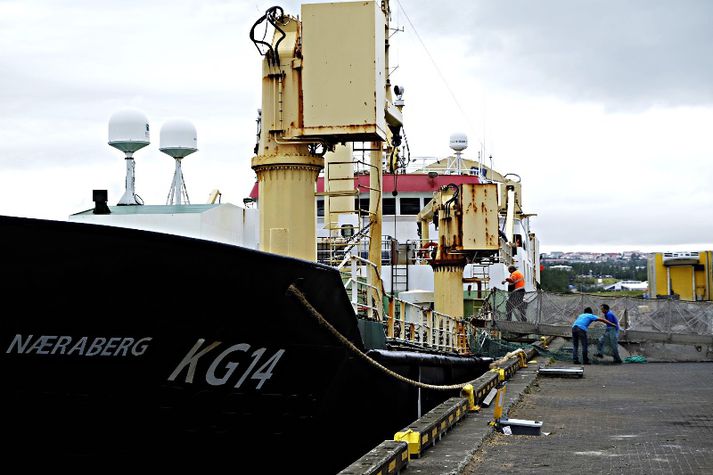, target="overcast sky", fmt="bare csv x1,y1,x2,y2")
1,0,711,253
